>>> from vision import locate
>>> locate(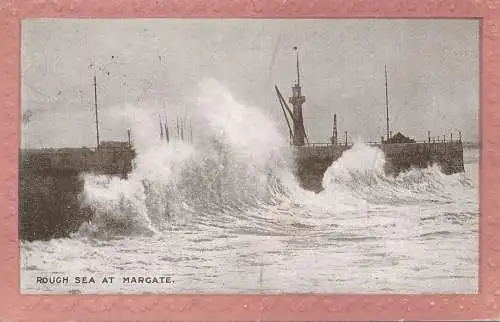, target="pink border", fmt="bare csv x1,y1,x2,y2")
1,0,499,321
